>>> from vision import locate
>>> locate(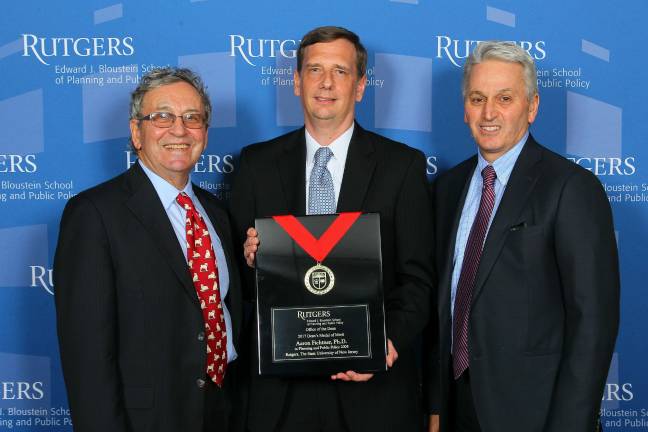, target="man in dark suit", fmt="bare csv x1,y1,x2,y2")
229,26,433,431
425,41,619,432
54,67,242,432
